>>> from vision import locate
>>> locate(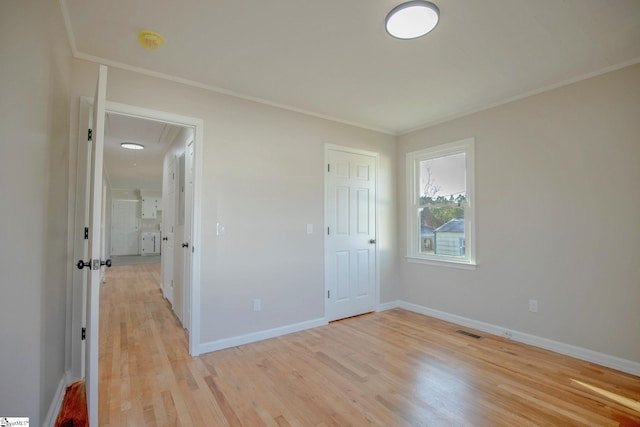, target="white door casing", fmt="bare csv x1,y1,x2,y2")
97,104,202,357
325,146,378,322
85,64,108,427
